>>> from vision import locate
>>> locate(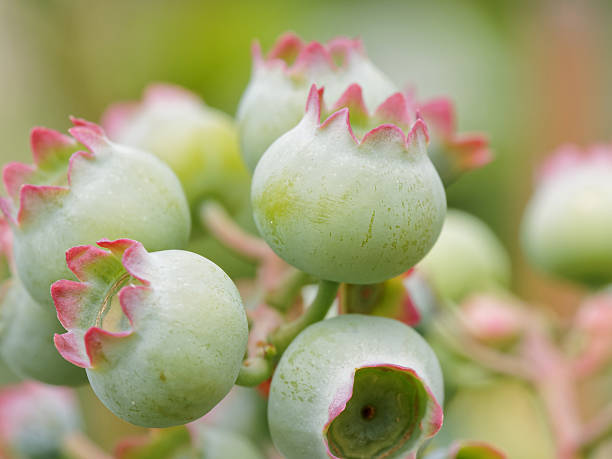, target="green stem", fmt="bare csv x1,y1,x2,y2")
269,279,339,356
236,279,340,387
265,269,315,312
235,357,274,387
